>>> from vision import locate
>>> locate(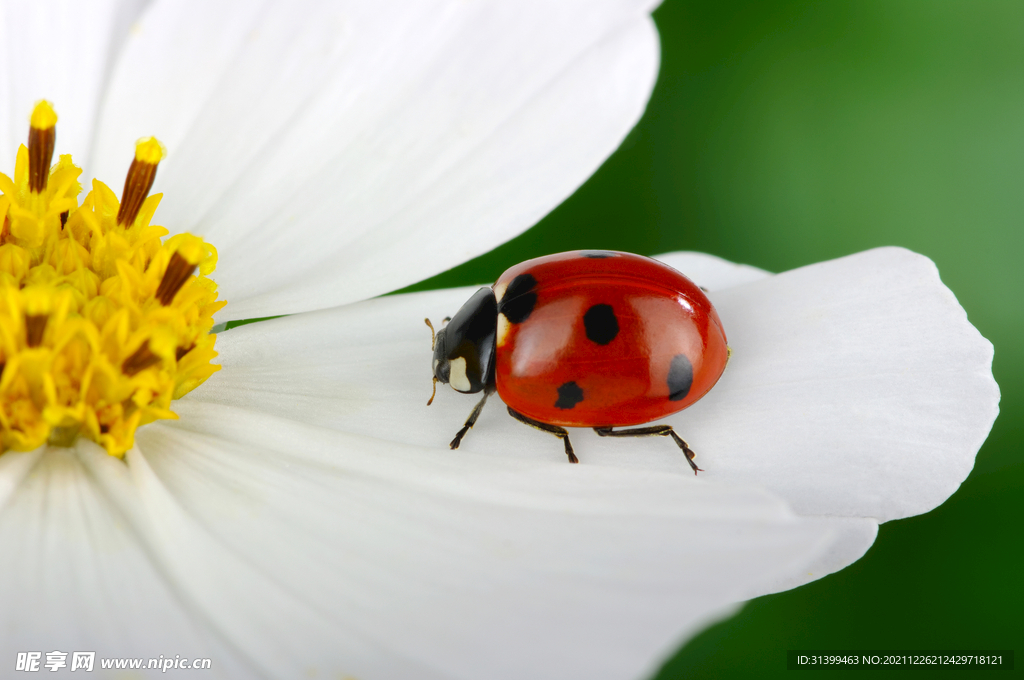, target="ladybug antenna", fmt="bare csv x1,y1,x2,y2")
424,318,436,350
427,376,437,406
425,318,439,406
442,316,451,326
